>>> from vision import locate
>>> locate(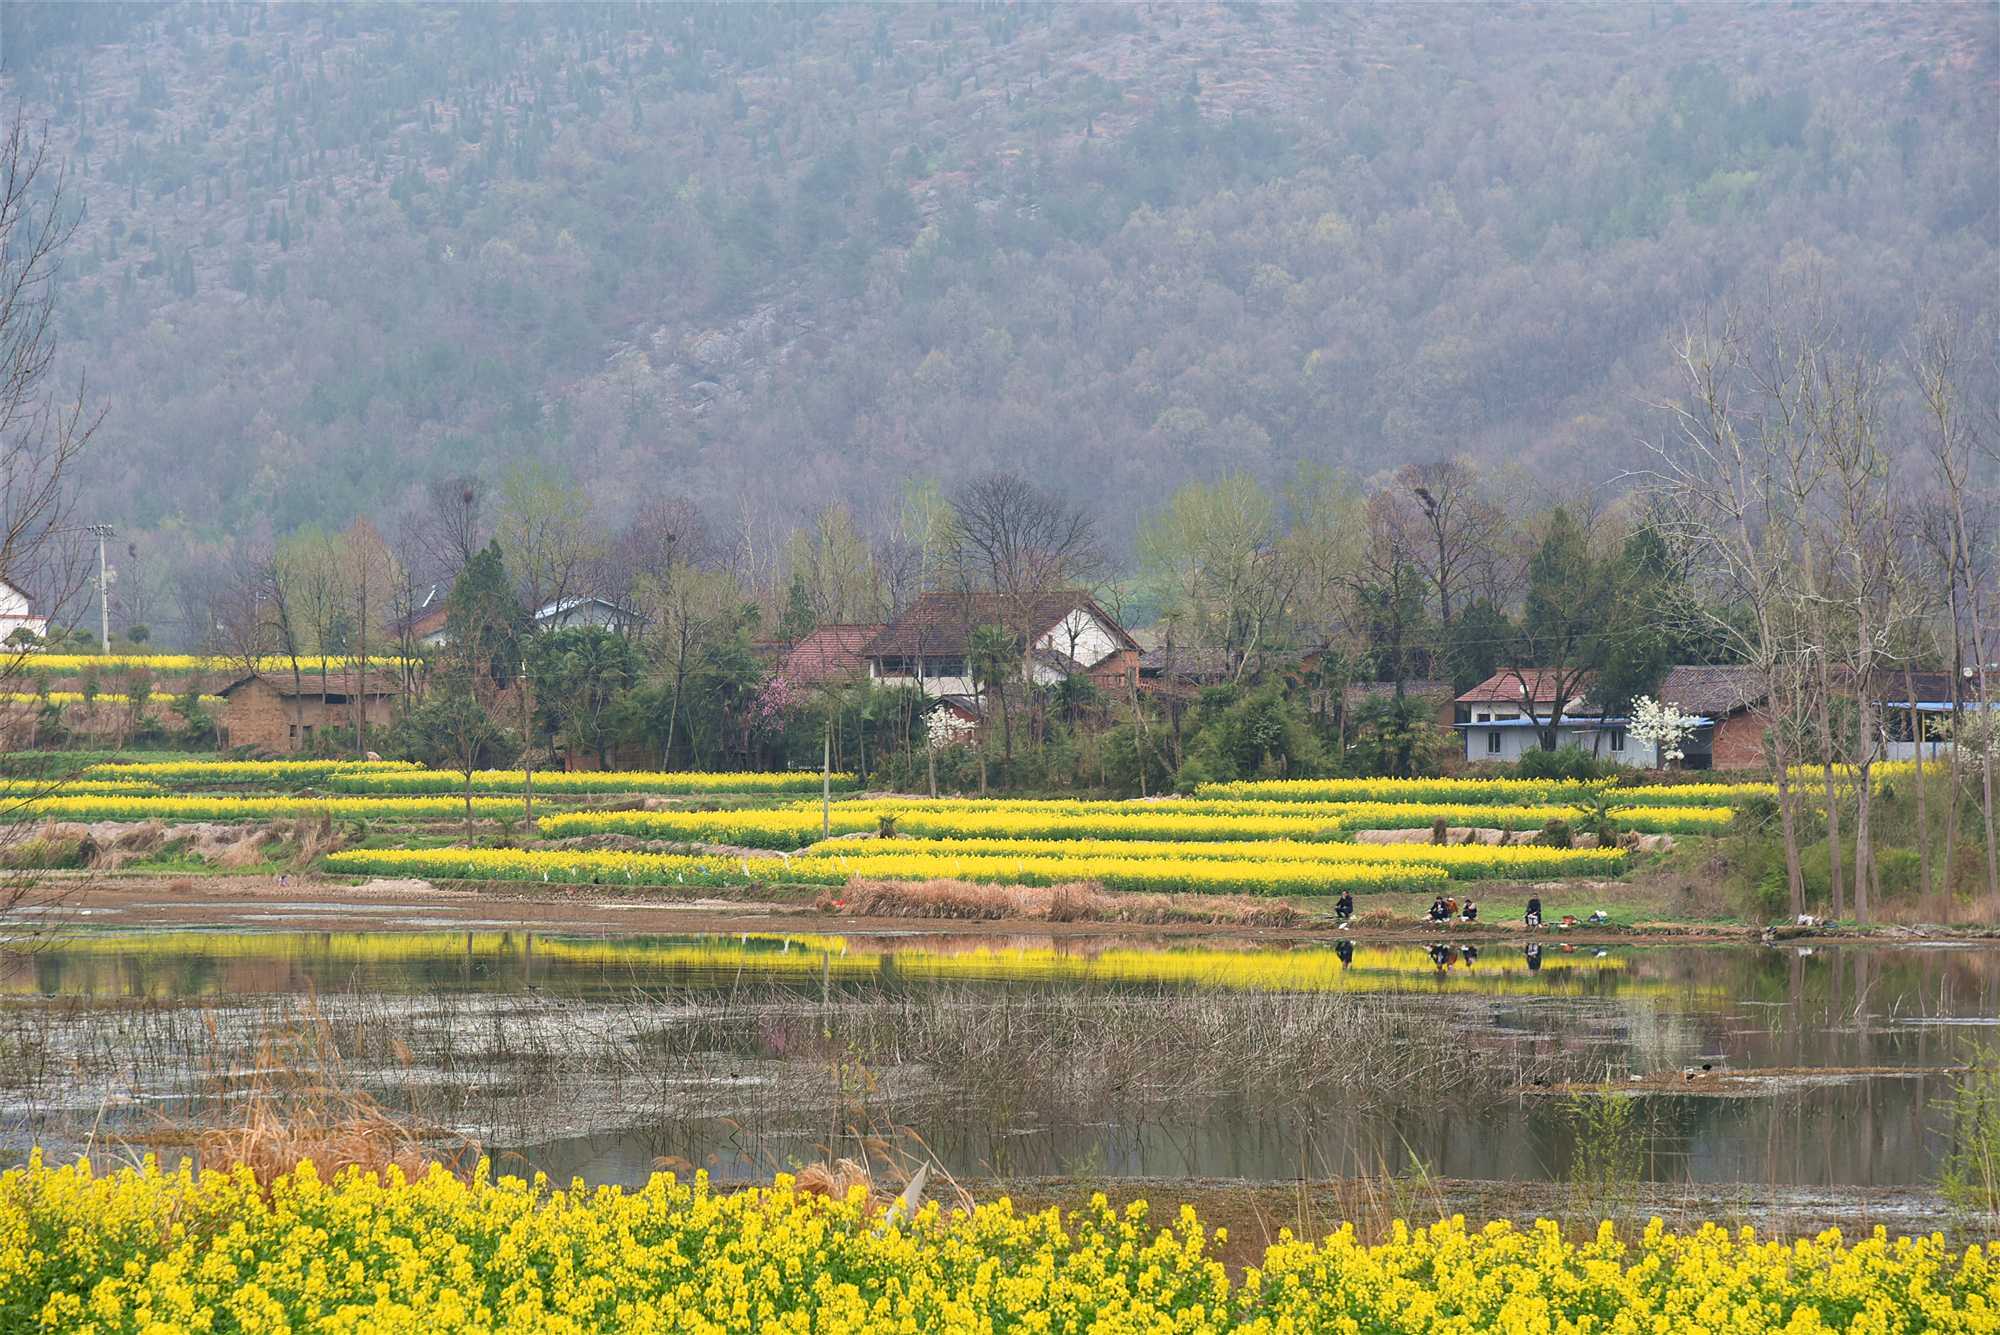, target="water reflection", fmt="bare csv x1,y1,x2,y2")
2,930,1996,1198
